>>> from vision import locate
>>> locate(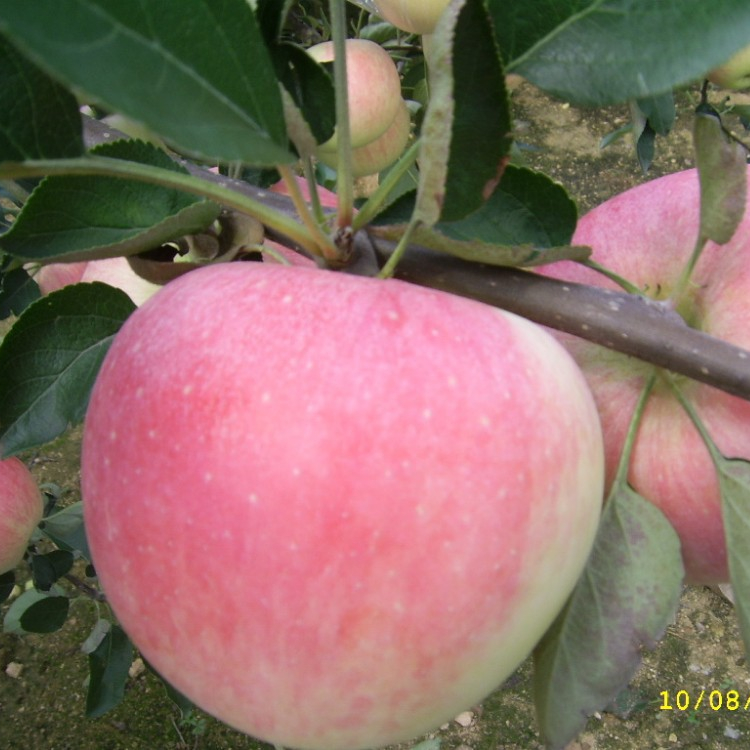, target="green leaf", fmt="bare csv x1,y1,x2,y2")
488,0,596,64
40,501,91,561
637,92,675,137
0,570,14,604
506,0,750,106
0,33,83,161
716,457,750,661
0,0,292,165
534,484,684,750
416,0,512,225
86,623,133,718
0,282,135,455
372,166,587,267
19,593,70,633
31,549,74,591
693,107,748,245
272,42,336,148
0,267,41,319
0,140,221,263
